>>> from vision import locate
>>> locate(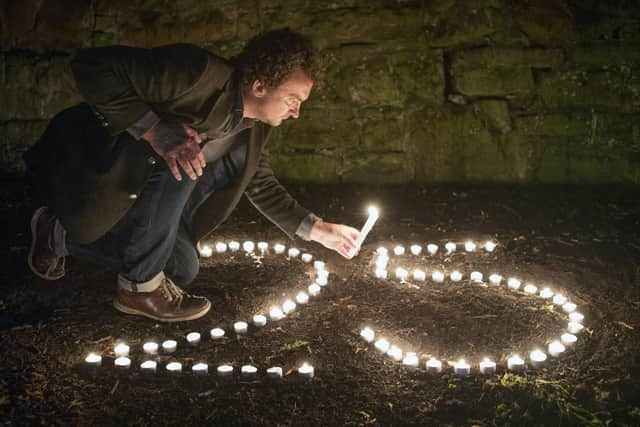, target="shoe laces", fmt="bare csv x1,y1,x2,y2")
159,278,185,304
